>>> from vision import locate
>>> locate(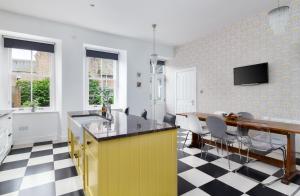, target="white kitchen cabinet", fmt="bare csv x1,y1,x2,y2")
0,113,13,164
